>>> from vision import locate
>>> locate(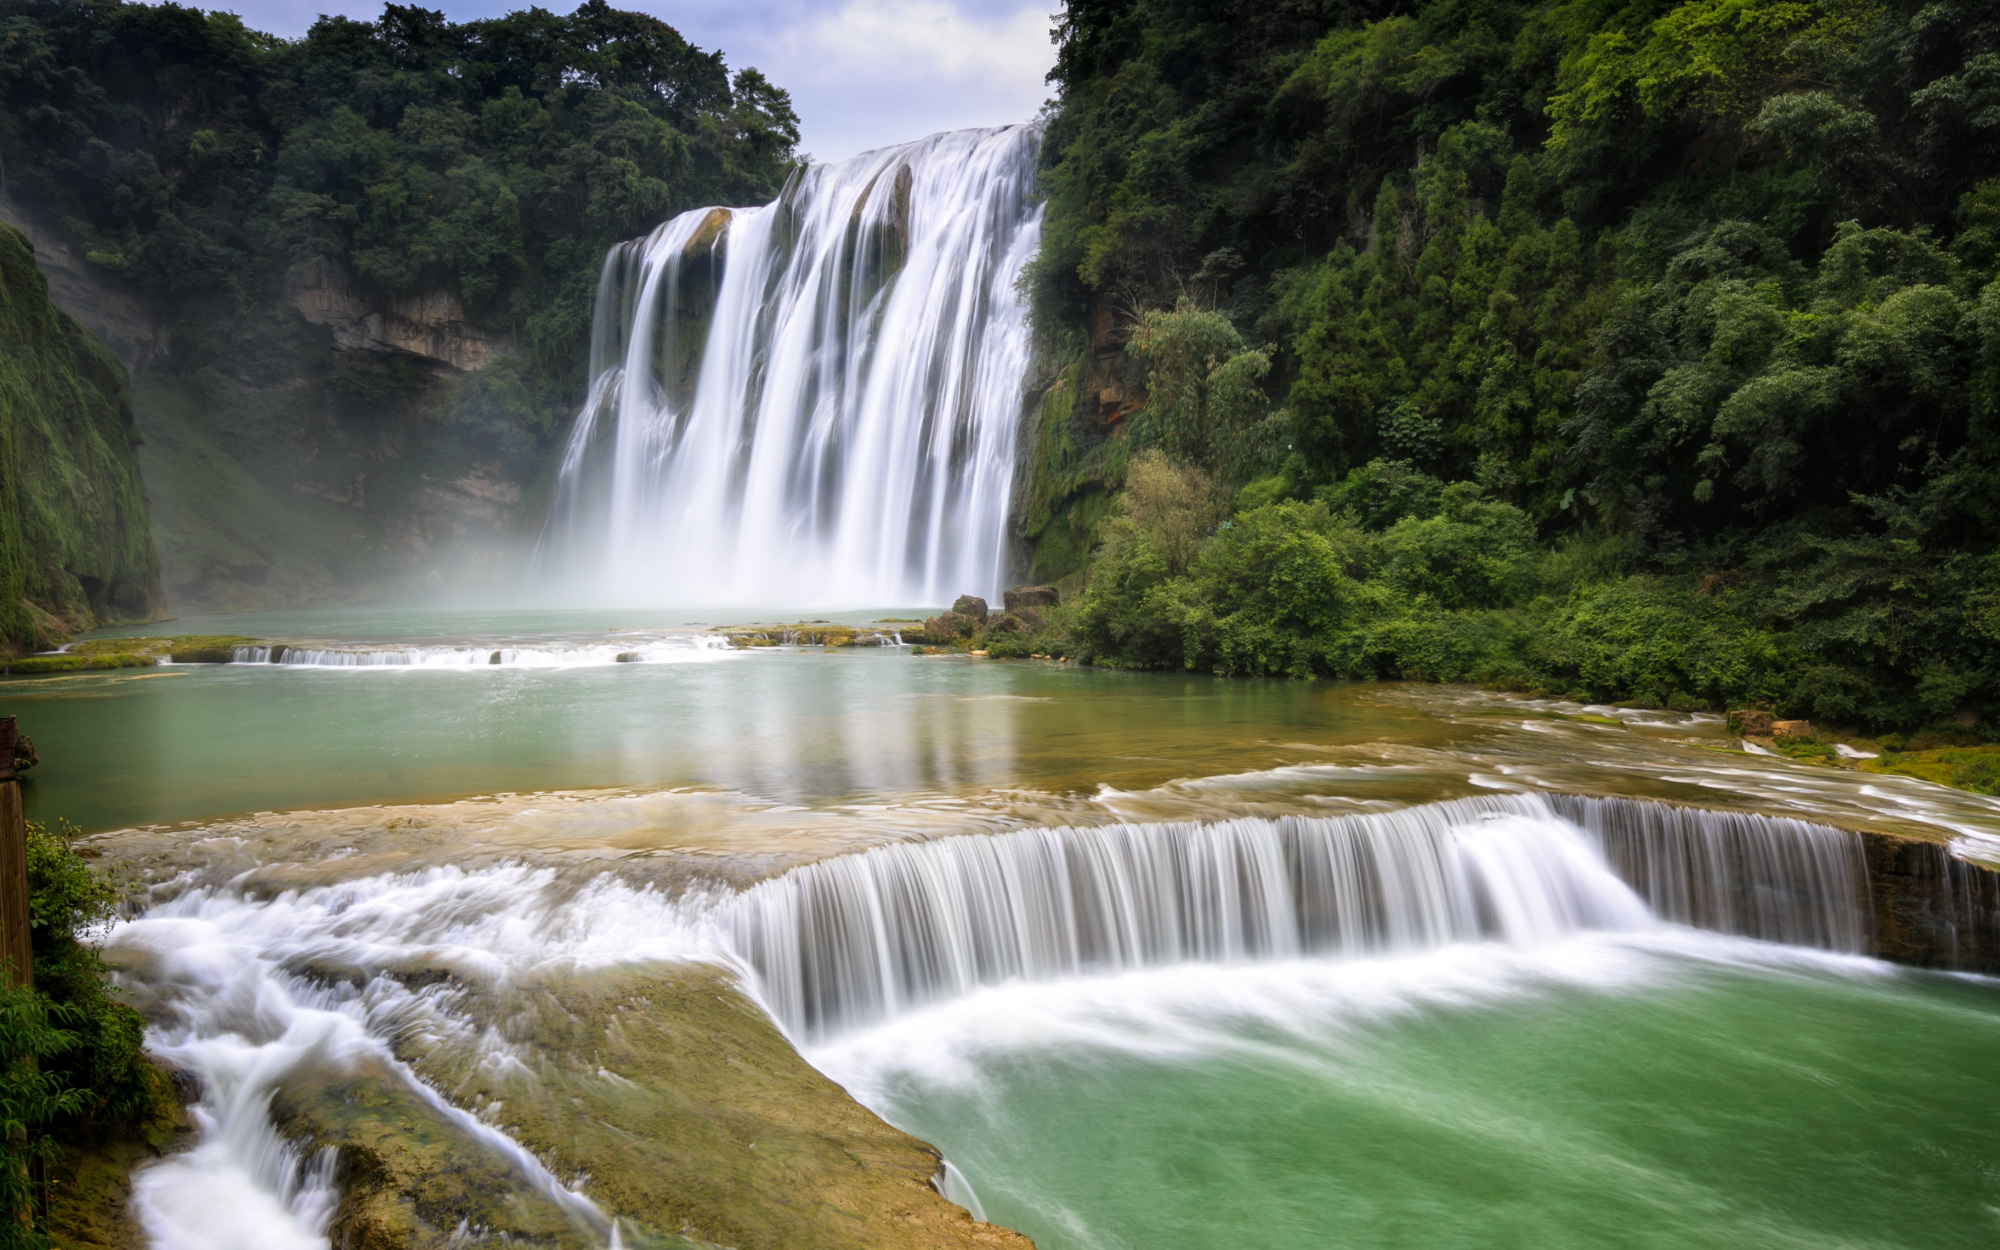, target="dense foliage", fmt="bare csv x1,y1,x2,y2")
0,819,165,1243
0,0,796,472
1026,0,2000,732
